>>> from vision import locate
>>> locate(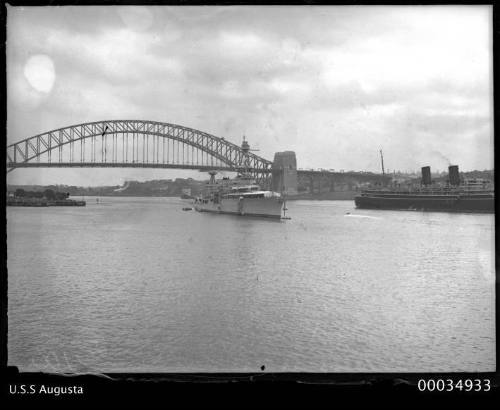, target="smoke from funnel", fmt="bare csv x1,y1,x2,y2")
430,150,452,168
